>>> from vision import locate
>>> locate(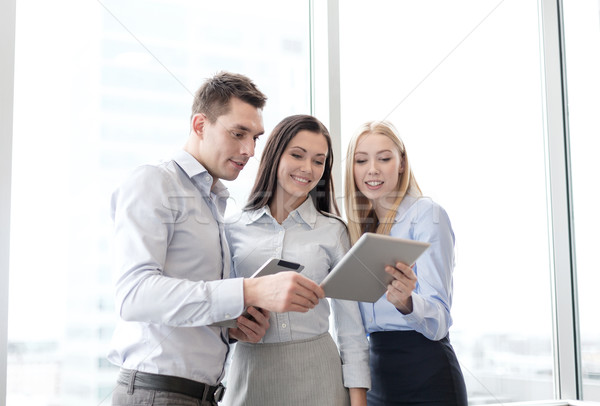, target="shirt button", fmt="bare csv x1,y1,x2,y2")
281,323,287,328
204,175,211,182
225,314,231,319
